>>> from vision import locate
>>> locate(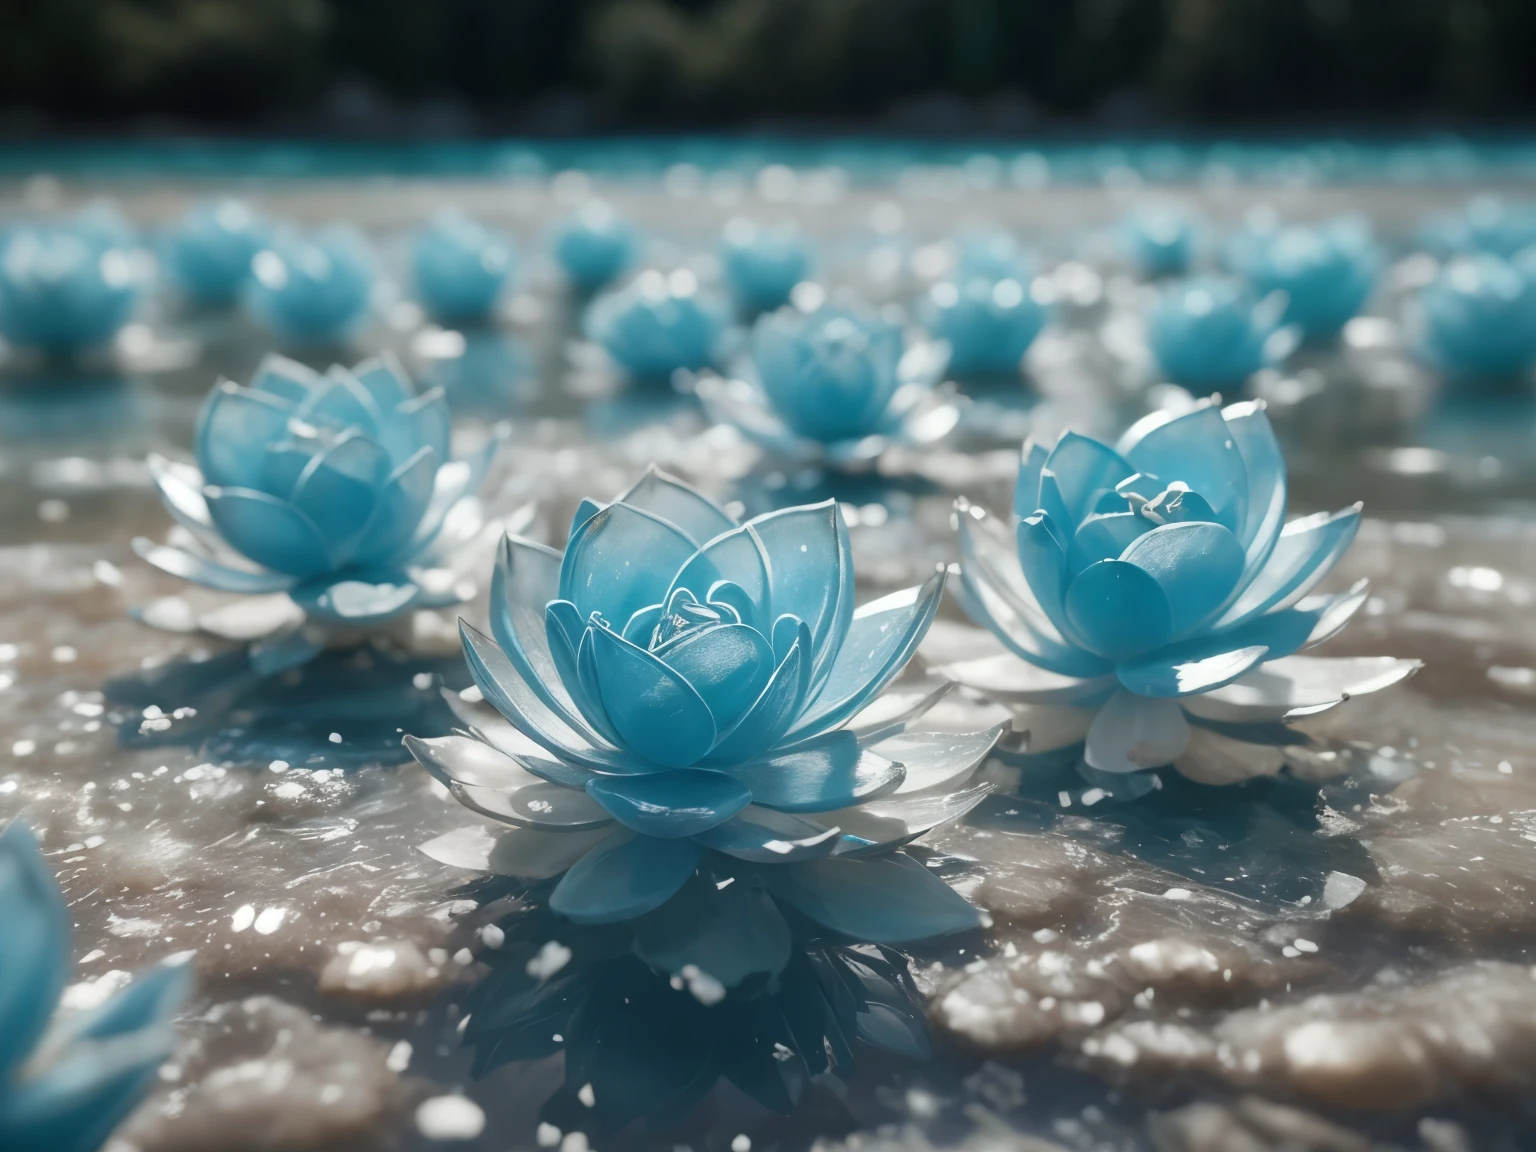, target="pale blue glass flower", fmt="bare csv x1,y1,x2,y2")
413,210,514,323
1121,208,1195,278
552,201,635,294
1147,276,1293,392
245,227,375,346
0,220,150,354
697,301,956,465
1412,253,1536,380
0,821,189,1152
719,218,811,313
1236,219,1379,342
922,273,1048,378
409,468,1000,939
1420,196,1536,259
585,269,726,382
943,401,1417,788
133,354,504,673
164,199,272,307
